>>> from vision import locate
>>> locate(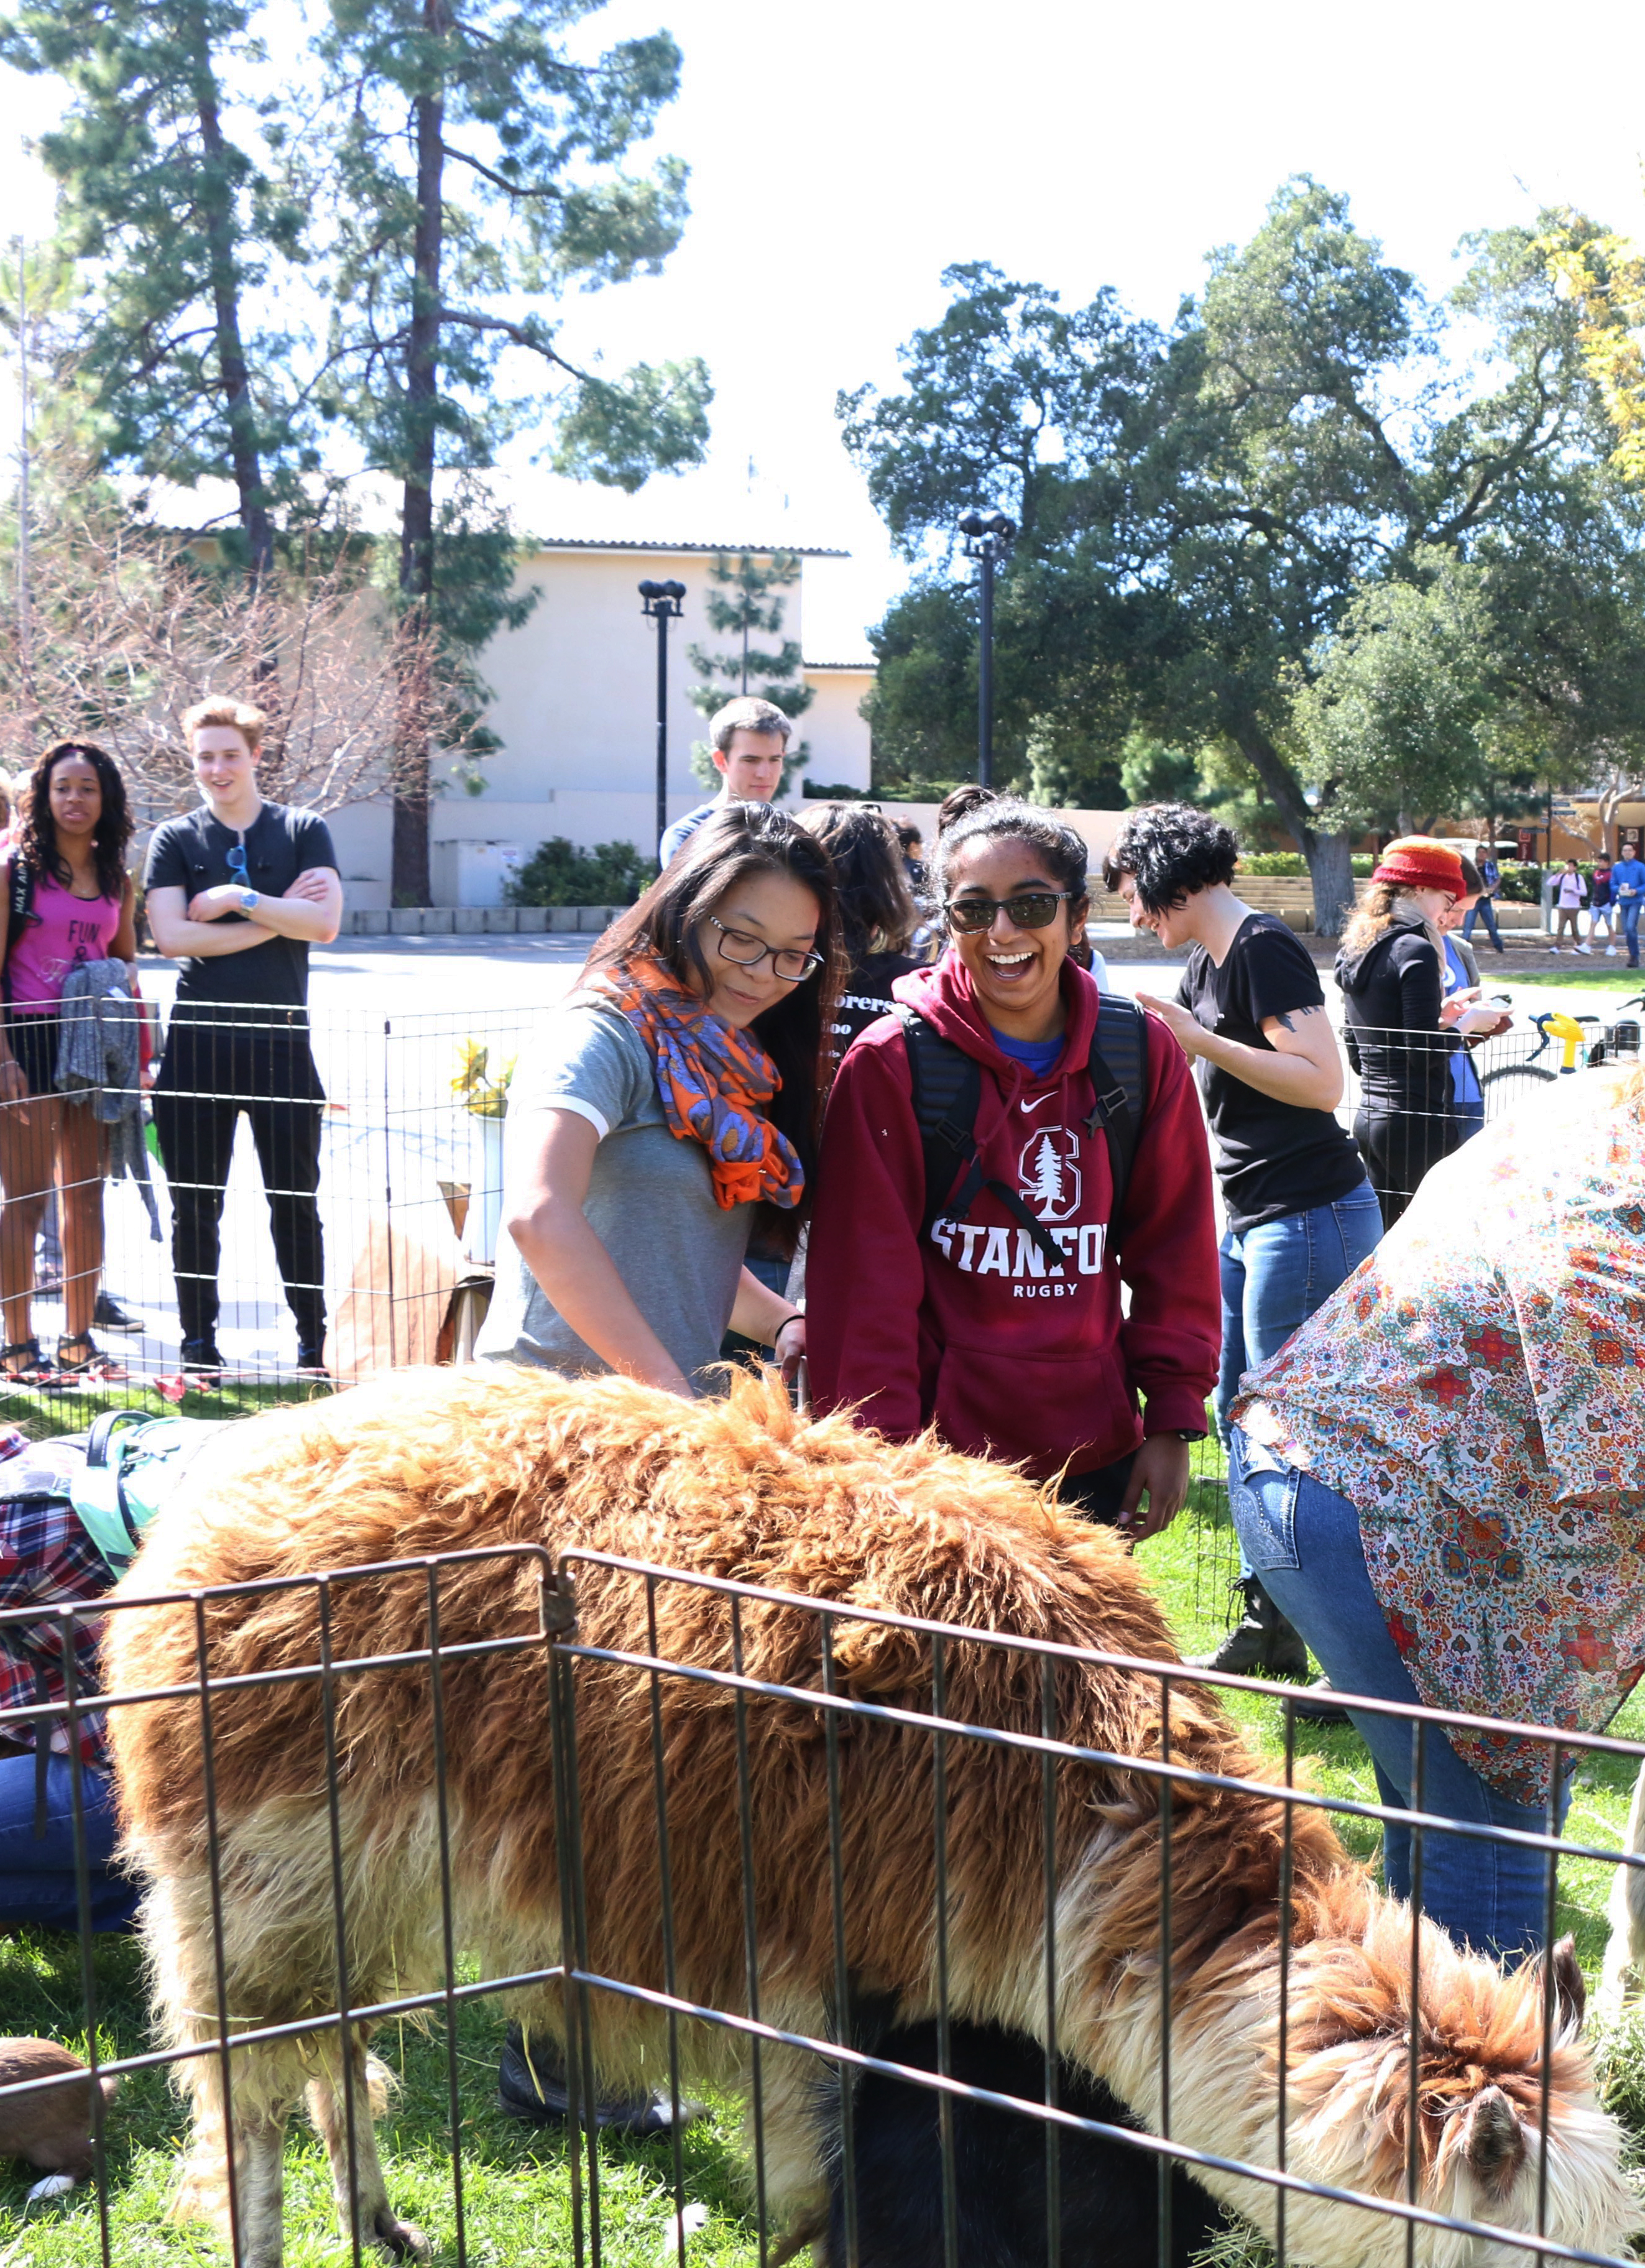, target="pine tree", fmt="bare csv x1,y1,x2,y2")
317,0,712,902
0,0,309,587
1030,1133,1064,1214
687,550,813,792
